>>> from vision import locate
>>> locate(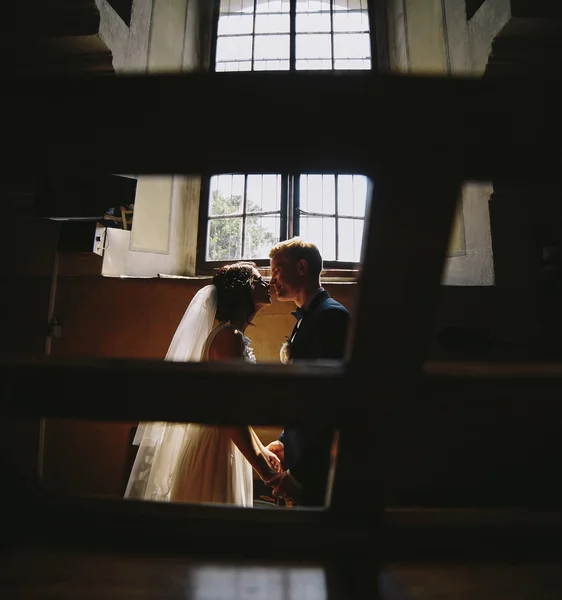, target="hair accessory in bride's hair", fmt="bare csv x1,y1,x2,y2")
214,262,259,324
215,262,257,291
